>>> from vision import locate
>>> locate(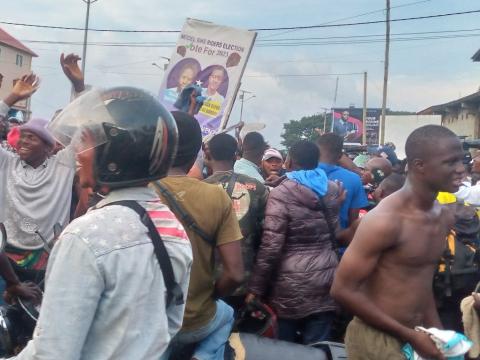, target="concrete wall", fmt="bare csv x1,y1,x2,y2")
442,110,479,139
384,115,442,159
0,44,33,111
